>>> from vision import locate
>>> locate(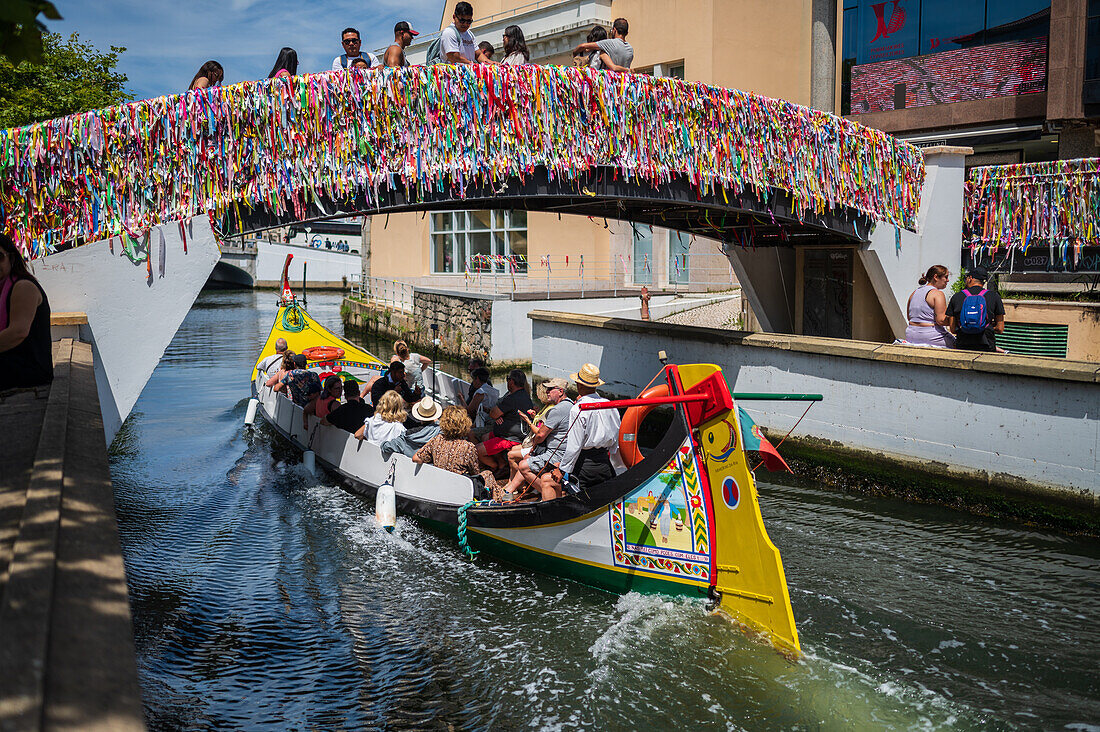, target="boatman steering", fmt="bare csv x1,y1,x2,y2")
552,363,626,492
